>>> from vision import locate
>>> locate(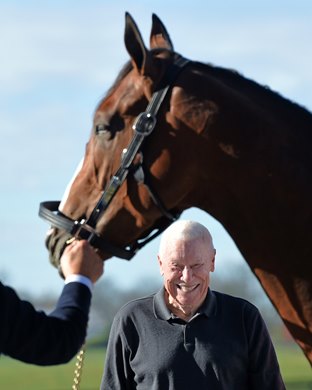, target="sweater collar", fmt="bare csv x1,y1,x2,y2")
153,287,217,320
